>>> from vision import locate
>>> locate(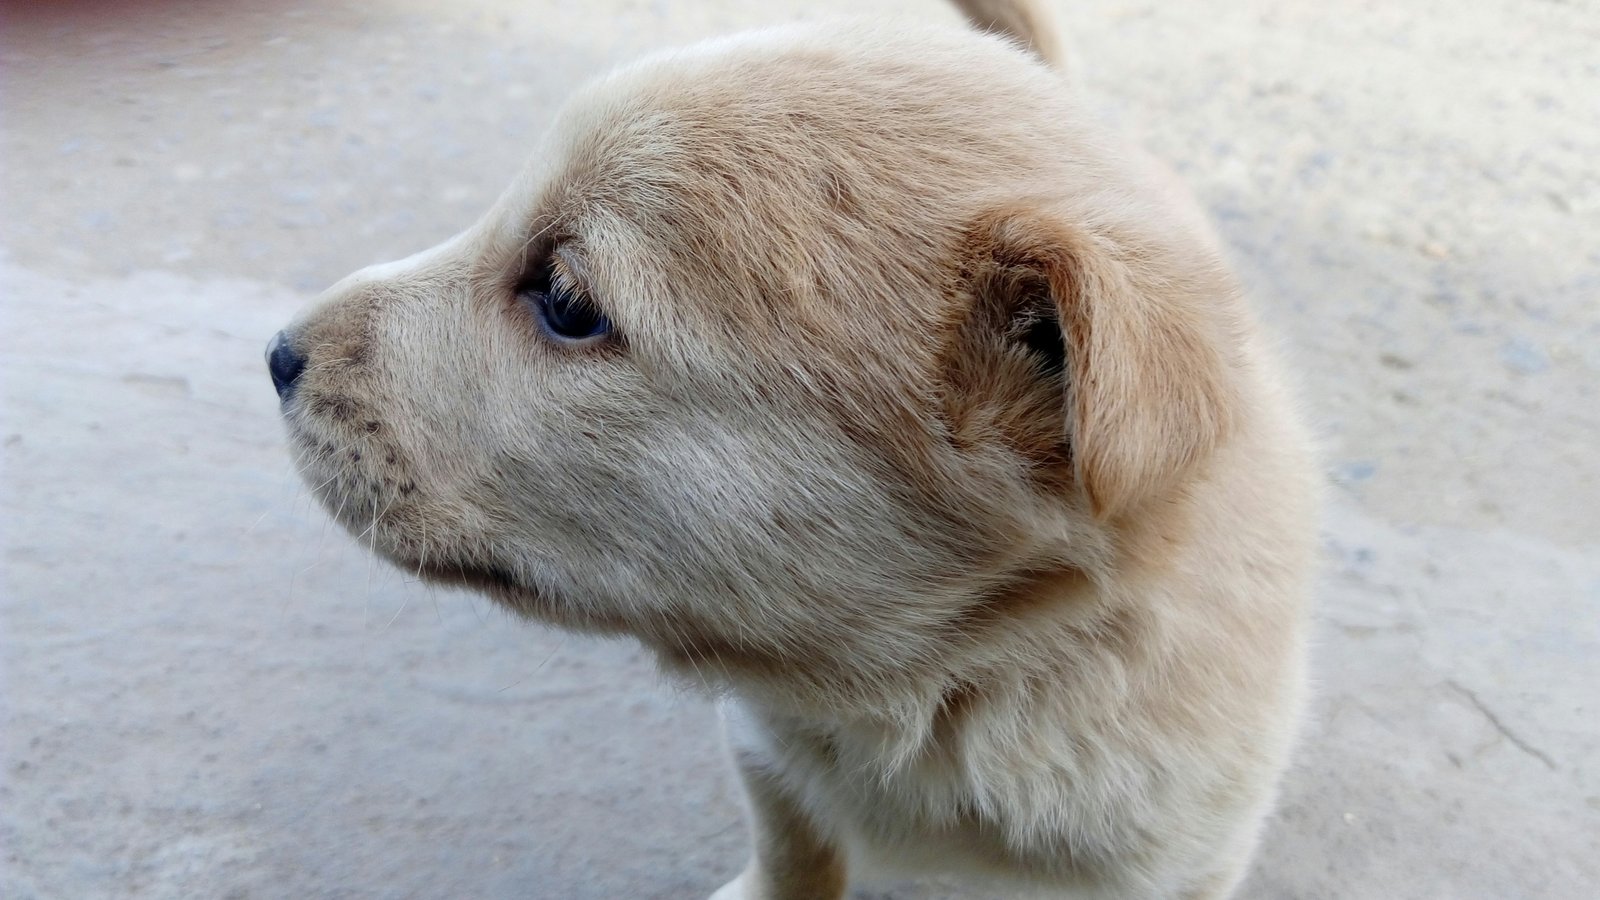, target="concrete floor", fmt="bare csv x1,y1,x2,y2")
2,1,1597,897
